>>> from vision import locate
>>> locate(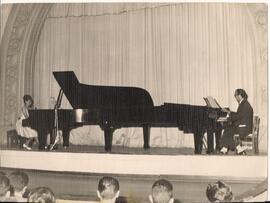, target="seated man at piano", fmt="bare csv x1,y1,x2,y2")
219,89,253,155
16,95,38,150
